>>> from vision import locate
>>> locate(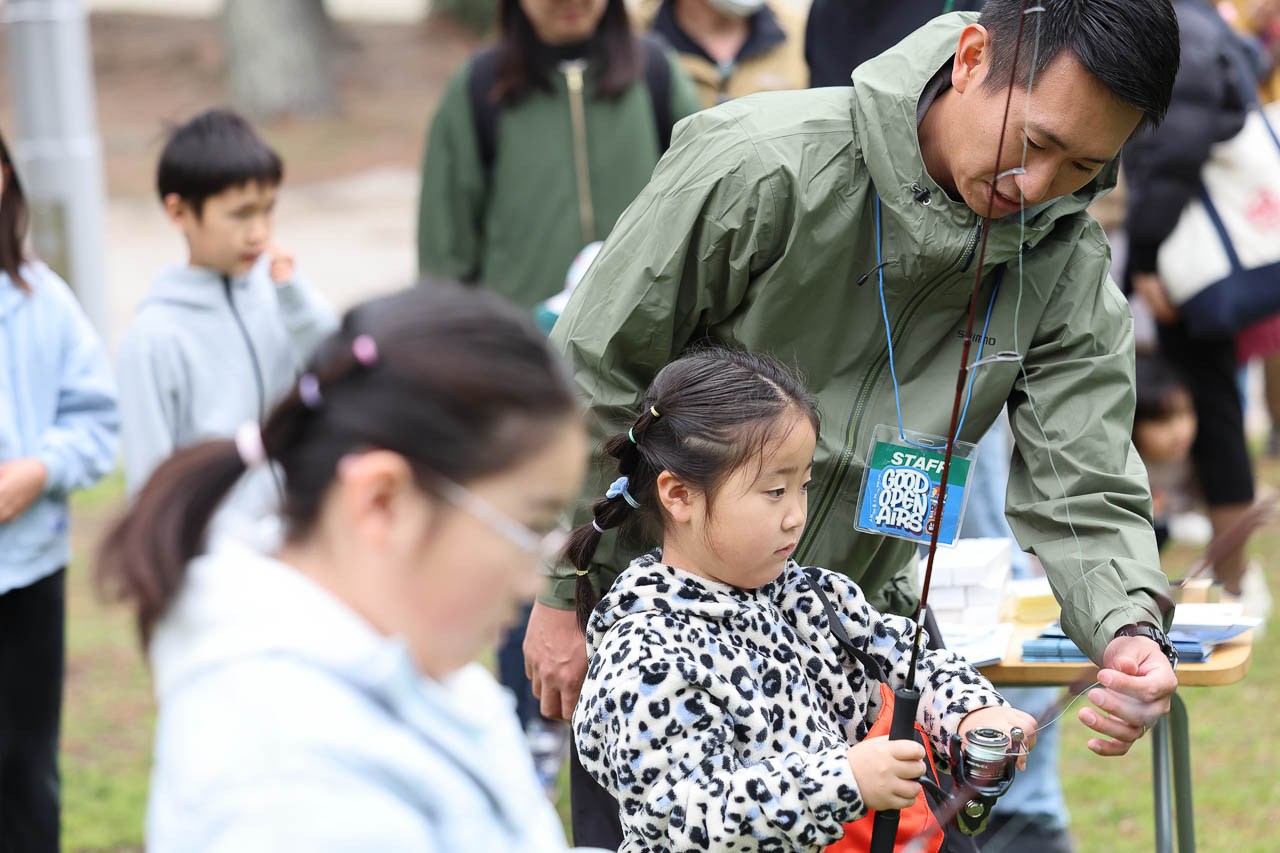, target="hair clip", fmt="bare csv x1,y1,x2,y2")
606,476,641,509
298,374,324,409
591,519,606,534
352,334,379,367
234,421,268,468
